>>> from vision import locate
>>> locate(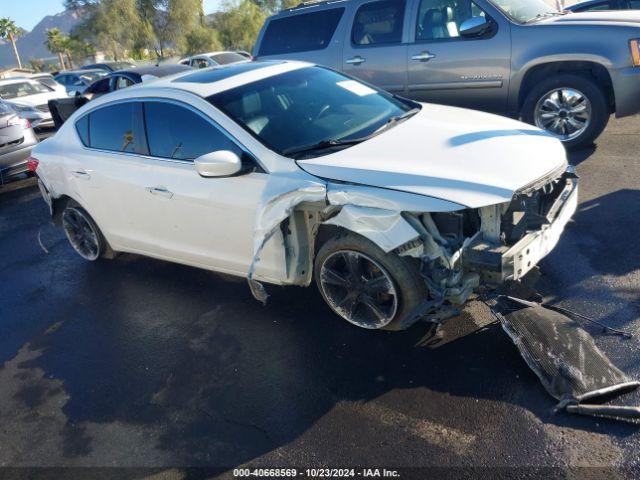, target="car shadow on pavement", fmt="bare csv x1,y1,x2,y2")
14,251,638,469
3,186,638,470
567,144,597,166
